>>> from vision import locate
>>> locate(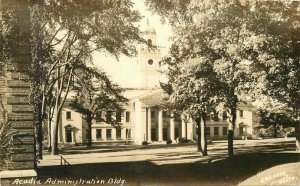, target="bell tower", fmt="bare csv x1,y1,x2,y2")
138,21,162,89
